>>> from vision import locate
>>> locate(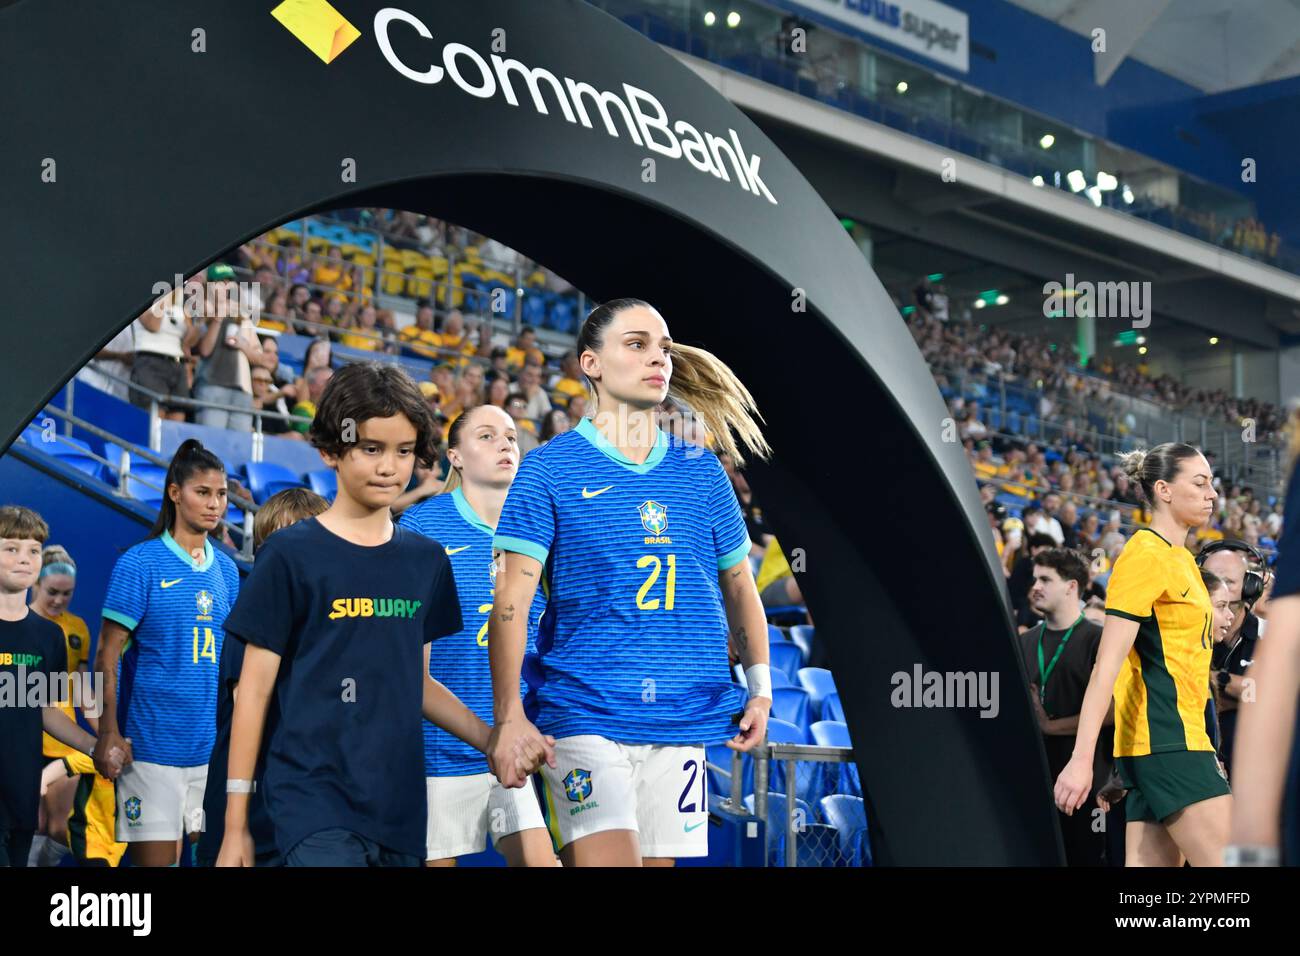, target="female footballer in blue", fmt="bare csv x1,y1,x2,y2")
487,298,775,867
399,404,554,866
92,438,240,866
